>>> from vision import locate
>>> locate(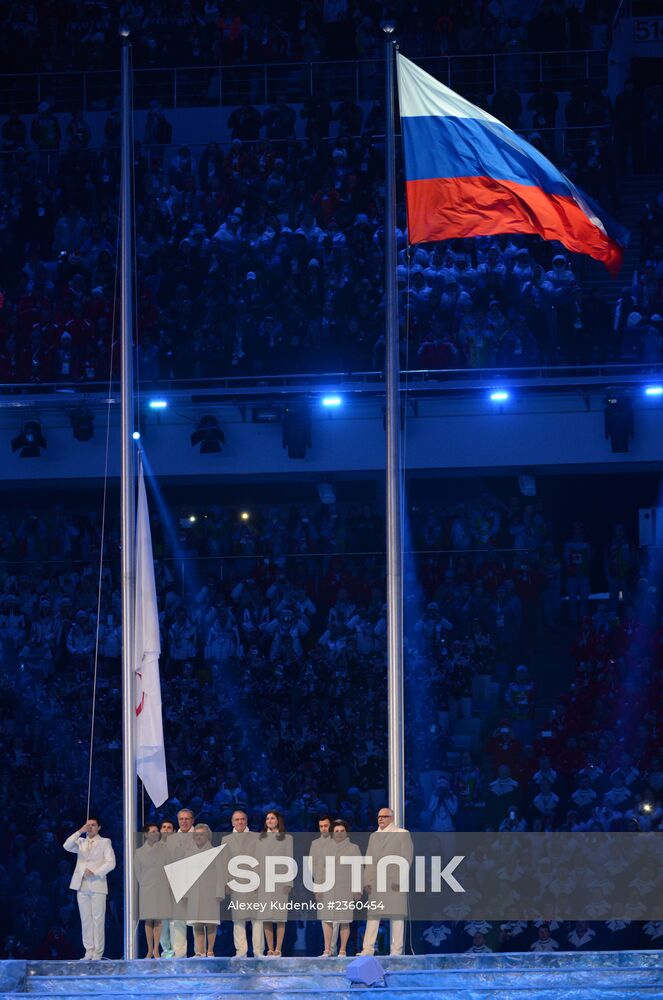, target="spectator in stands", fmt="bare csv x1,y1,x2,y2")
424,776,458,831
31,101,60,153
2,110,27,150
144,101,172,149
486,764,521,828
491,80,522,129
563,522,591,623
614,80,643,174
504,665,535,744
527,83,558,129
